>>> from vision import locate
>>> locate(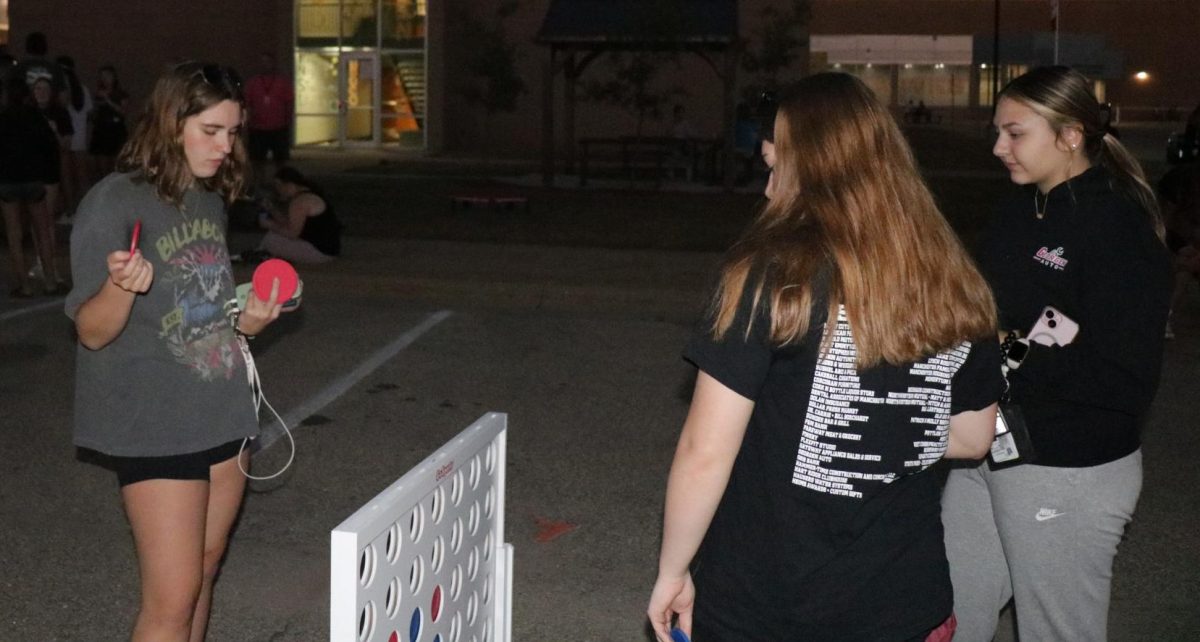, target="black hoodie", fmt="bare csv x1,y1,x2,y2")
977,165,1172,467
